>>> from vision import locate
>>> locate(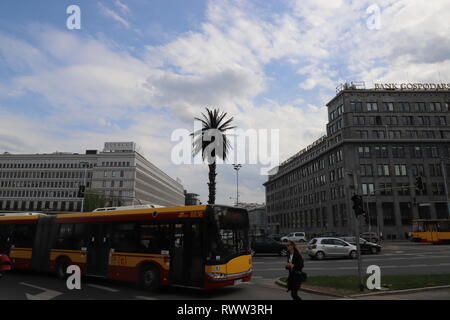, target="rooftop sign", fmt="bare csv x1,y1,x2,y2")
374,83,450,90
